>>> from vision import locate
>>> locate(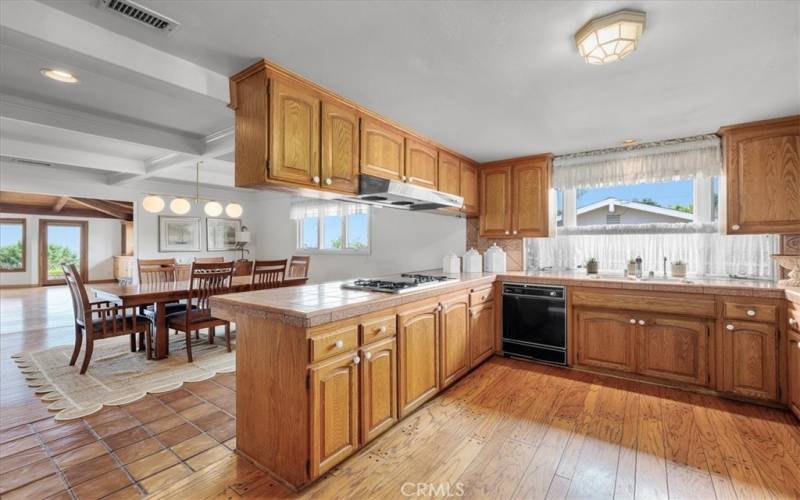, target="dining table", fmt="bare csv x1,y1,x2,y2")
89,276,309,360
